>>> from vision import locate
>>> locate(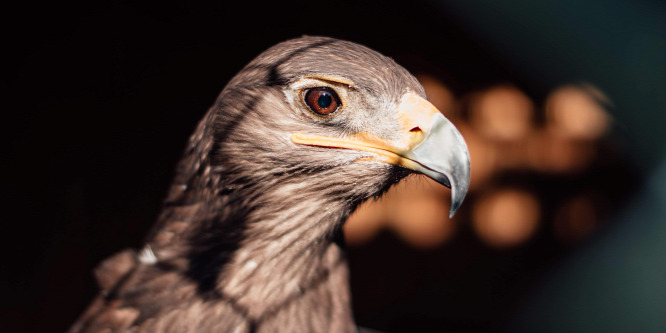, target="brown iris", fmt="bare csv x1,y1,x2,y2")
304,87,341,115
